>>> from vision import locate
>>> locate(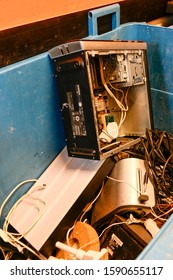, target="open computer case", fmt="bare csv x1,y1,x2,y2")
49,40,153,160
